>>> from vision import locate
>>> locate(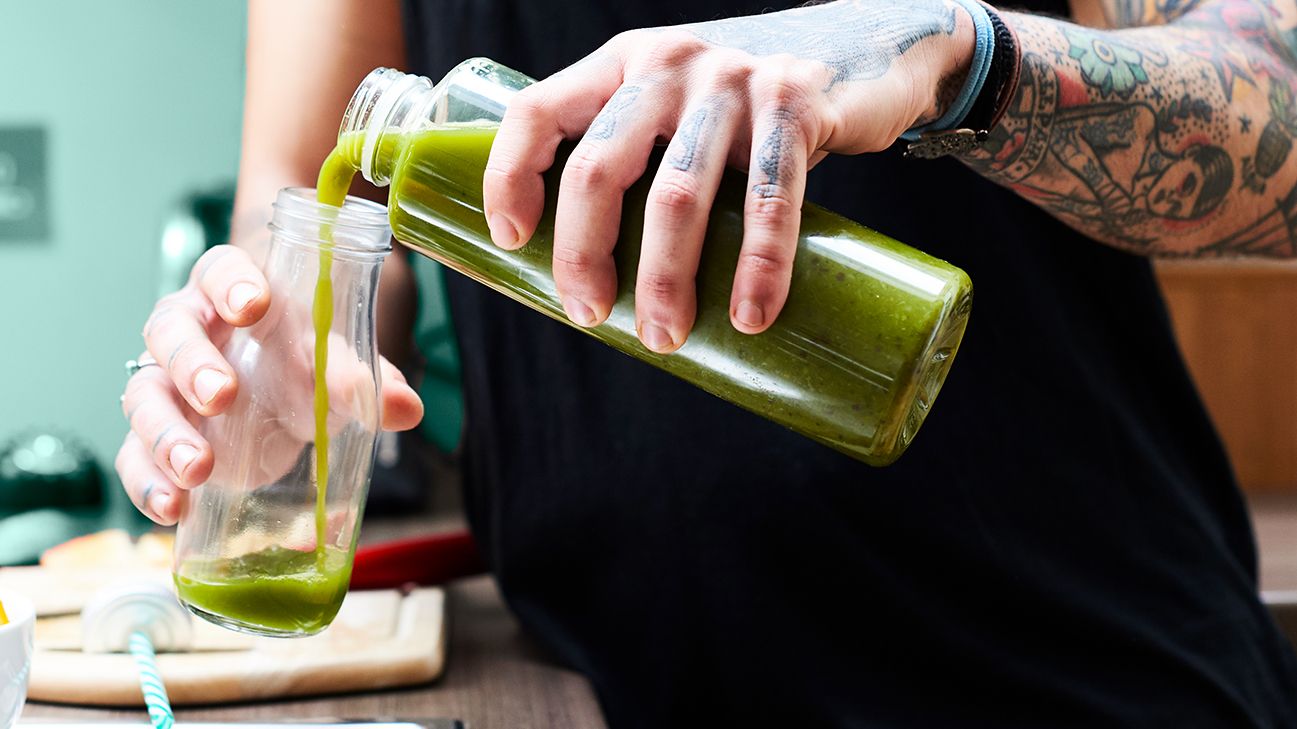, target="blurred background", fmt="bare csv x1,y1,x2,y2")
1,1,246,458
0,2,244,463
0,3,248,557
